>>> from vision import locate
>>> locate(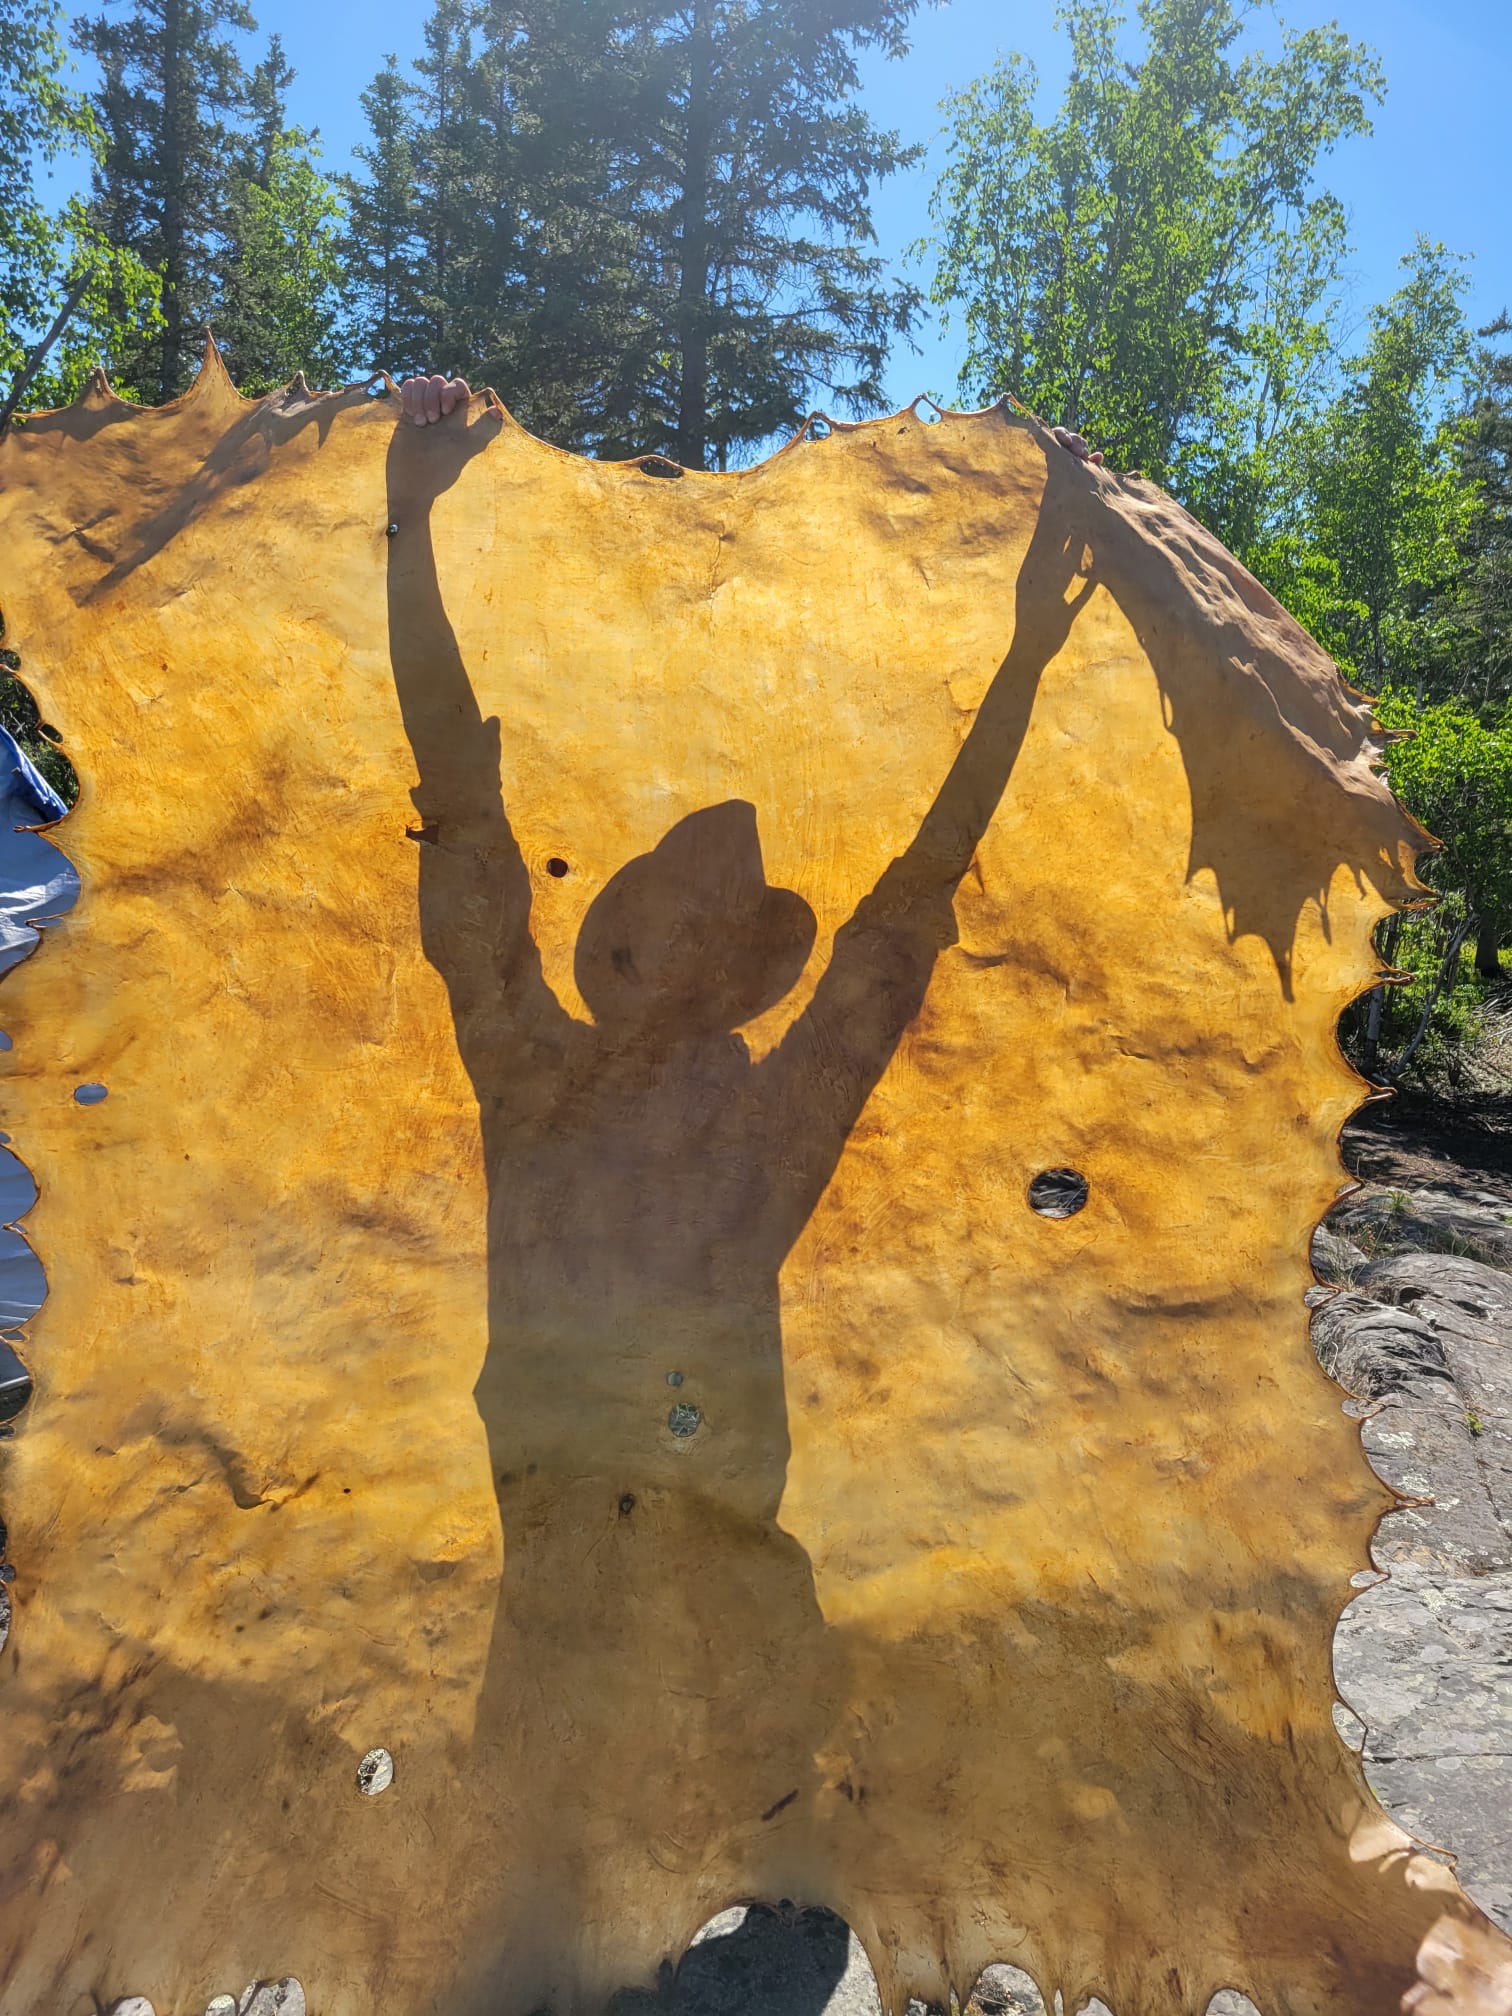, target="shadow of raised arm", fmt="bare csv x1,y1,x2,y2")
385,412,571,1091
759,460,1097,1241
